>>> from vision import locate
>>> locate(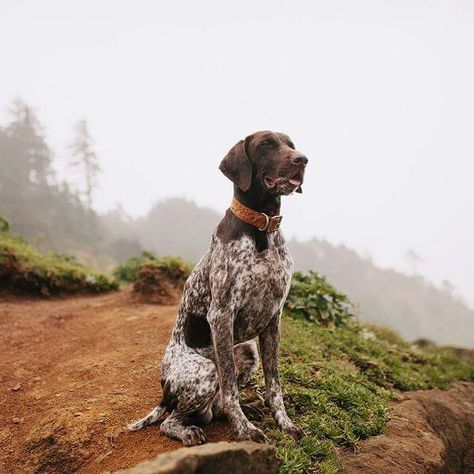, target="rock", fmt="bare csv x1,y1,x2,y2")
340,382,474,474
112,441,280,474
12,383,21,391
